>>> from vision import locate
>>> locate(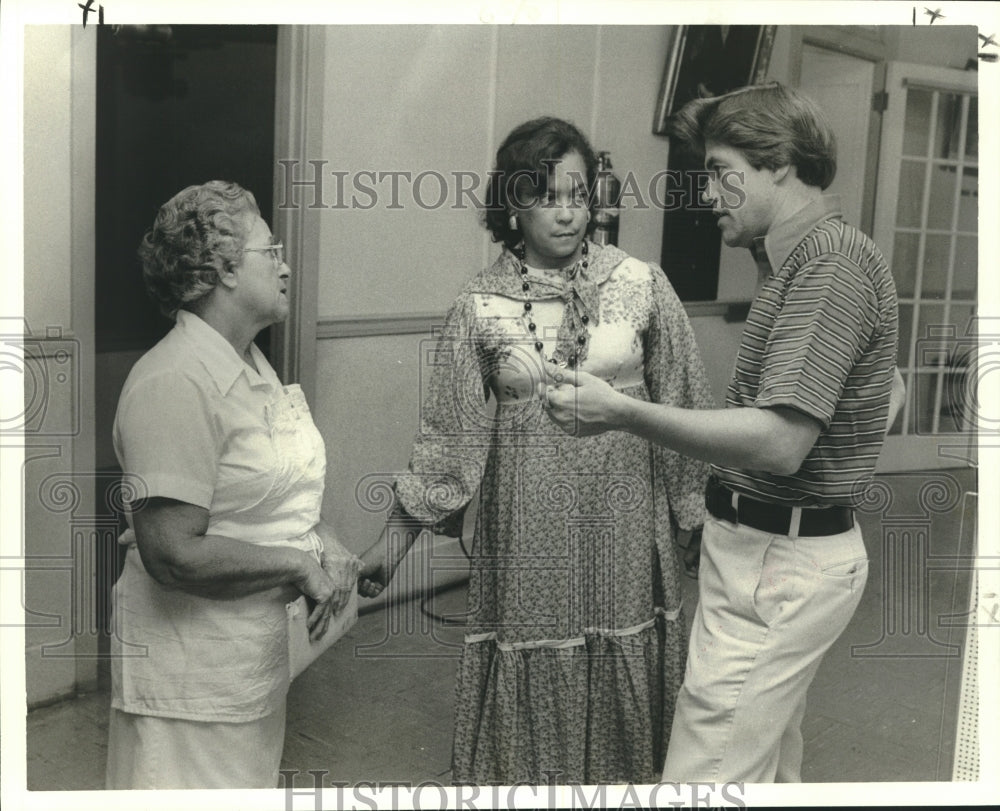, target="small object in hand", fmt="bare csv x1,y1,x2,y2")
286,590,358,680
683,528,702,580
358,578,384,598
